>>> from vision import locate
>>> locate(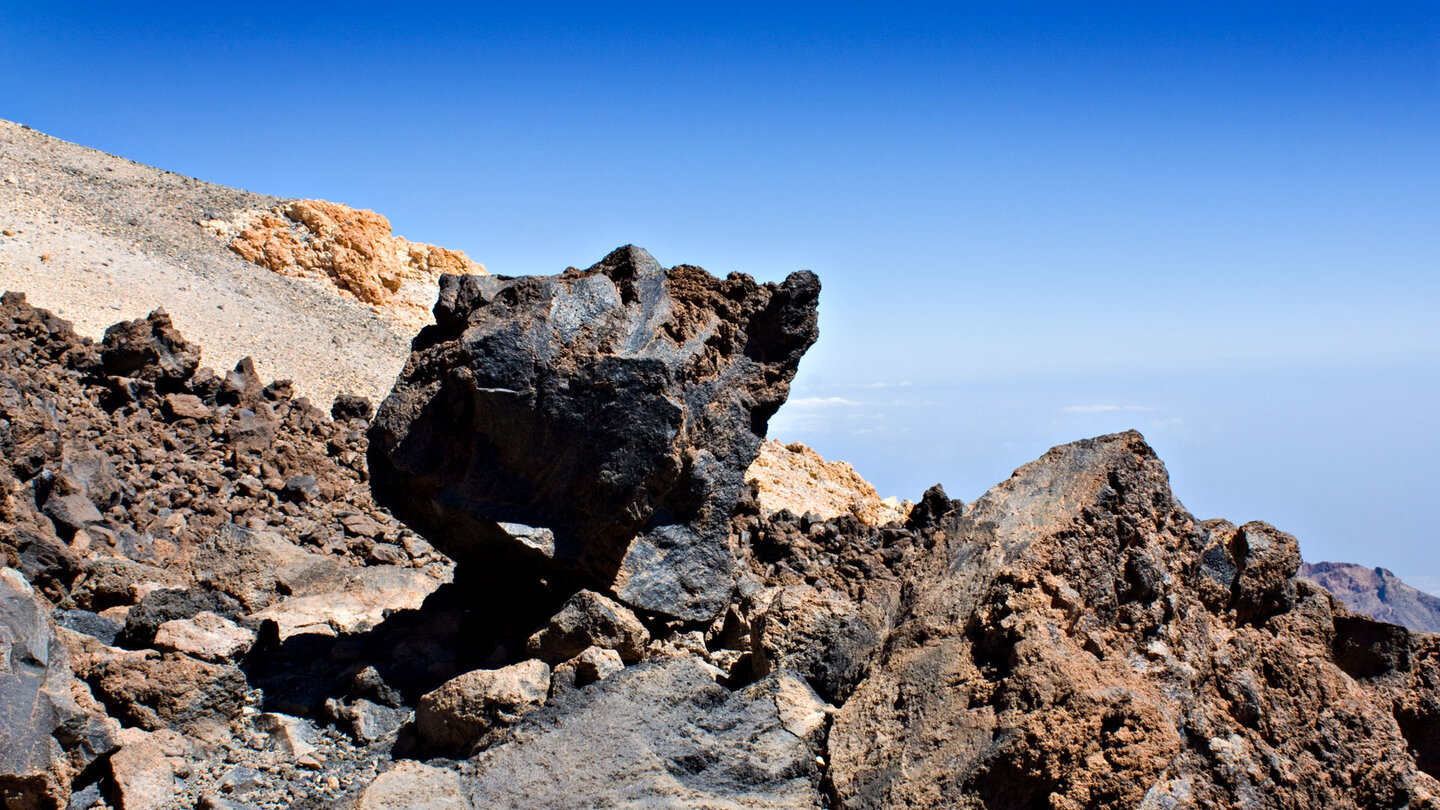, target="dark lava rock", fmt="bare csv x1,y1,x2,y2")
99,308,200,389
53,609,124,645
369,245,819,621
749,585,883,705
331,393,374,422
117,587,241,649
0,568,118,809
